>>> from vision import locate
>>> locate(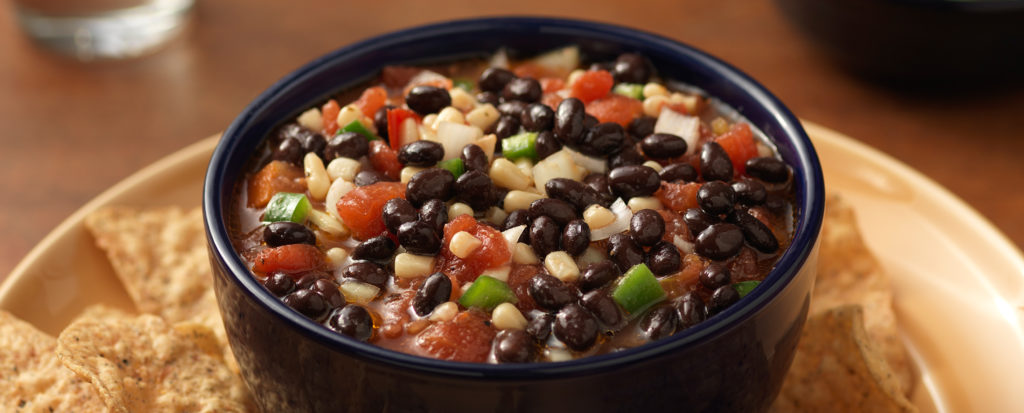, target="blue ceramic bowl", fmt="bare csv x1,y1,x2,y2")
204,17,824,413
